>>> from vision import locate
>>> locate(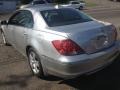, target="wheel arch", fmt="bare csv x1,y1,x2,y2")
0,28,3,33
26,45,48,76
26,45,33,56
